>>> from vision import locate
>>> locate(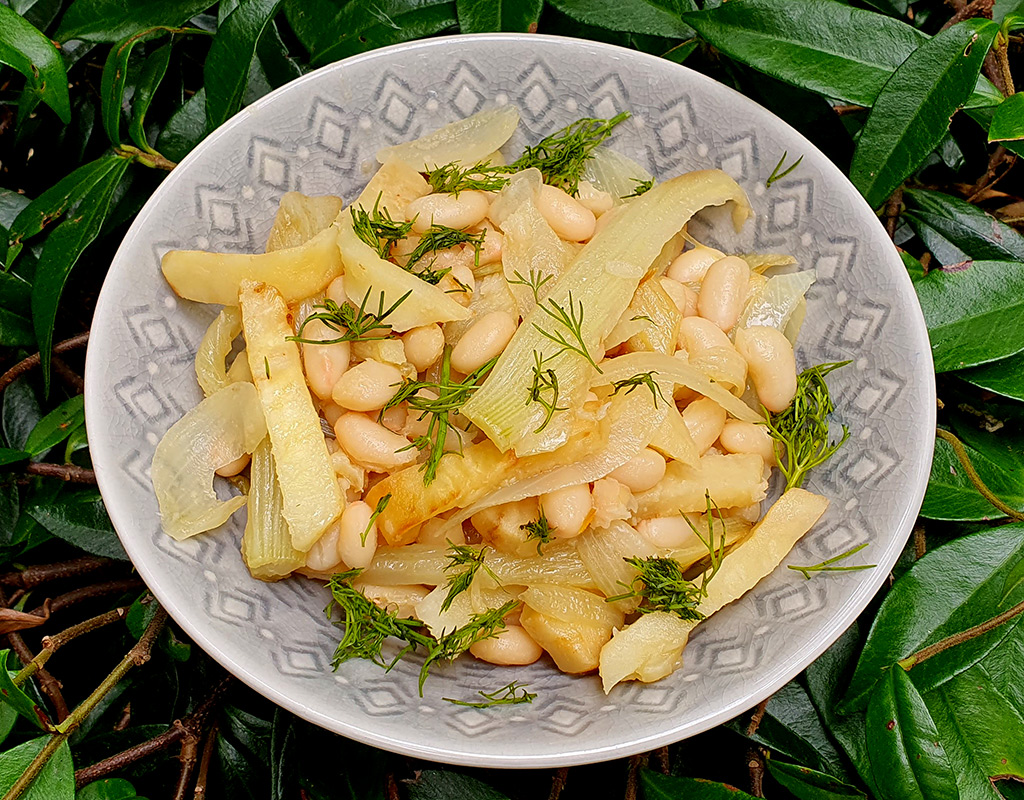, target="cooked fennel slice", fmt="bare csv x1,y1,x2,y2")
600,611,693,693
241,438,305,581
739,252,798,273
582,145,654,201
634,454,768,517
161,225,343,306
648,402,700,467
240,281,344,551
153,381,266,541
195,306,242,397
737,269,816,332
376,106,520,172
577,521,659,614
462,170,752,456
266,192,343,252
354,157,430,214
